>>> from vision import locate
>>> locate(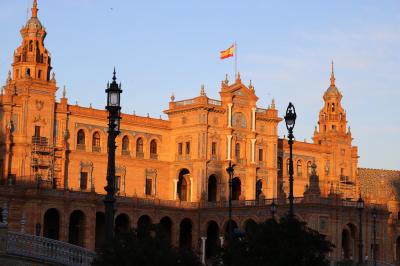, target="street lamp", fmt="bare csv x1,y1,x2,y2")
284,102,296,217
270,199,277,220
357,195,364,265
372,207,378,266
104,68,122,244
226,160,236,242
